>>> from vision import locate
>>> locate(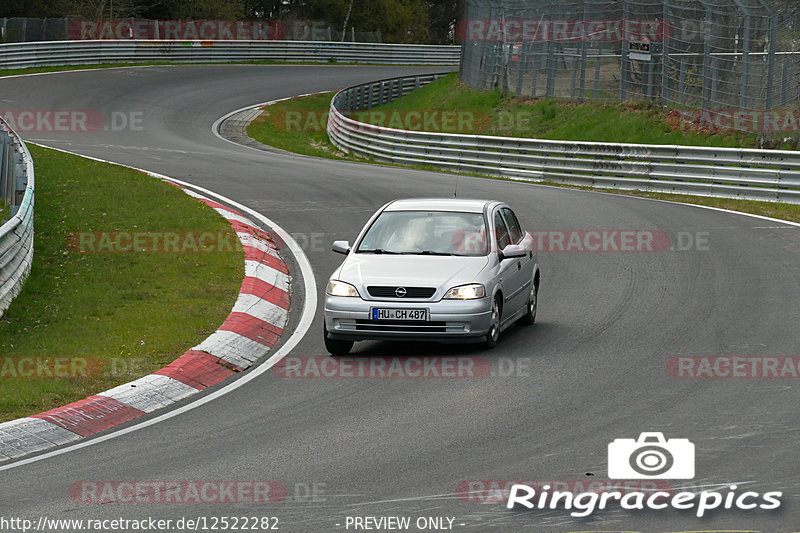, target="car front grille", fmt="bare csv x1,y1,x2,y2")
367,286,436,299
354,319,447,333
